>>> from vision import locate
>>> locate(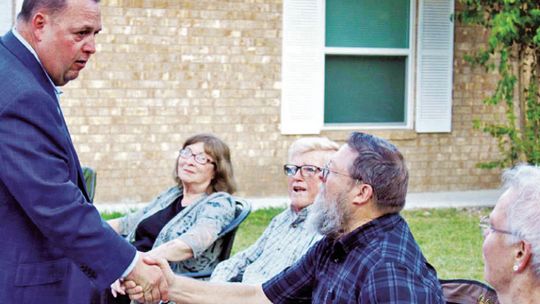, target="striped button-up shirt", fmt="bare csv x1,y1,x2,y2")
210,204,322,284
262,213,445,303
